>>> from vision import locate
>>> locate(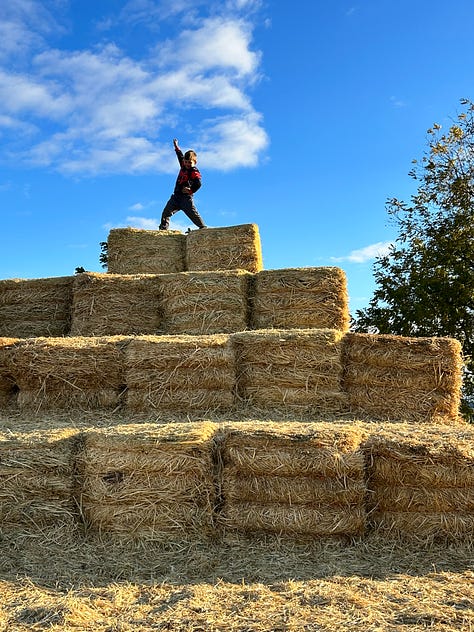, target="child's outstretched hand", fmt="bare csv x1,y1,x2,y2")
173,138,179,149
